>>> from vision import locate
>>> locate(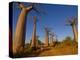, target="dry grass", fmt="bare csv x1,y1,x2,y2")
38,45,77,56
12,40,78,58
38,41,78,56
